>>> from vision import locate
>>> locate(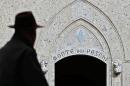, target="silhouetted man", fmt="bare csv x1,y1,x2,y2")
0,11,48,86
